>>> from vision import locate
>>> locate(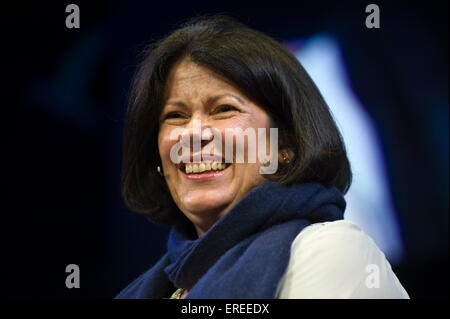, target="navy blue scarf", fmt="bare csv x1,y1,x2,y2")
115,182,345,299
